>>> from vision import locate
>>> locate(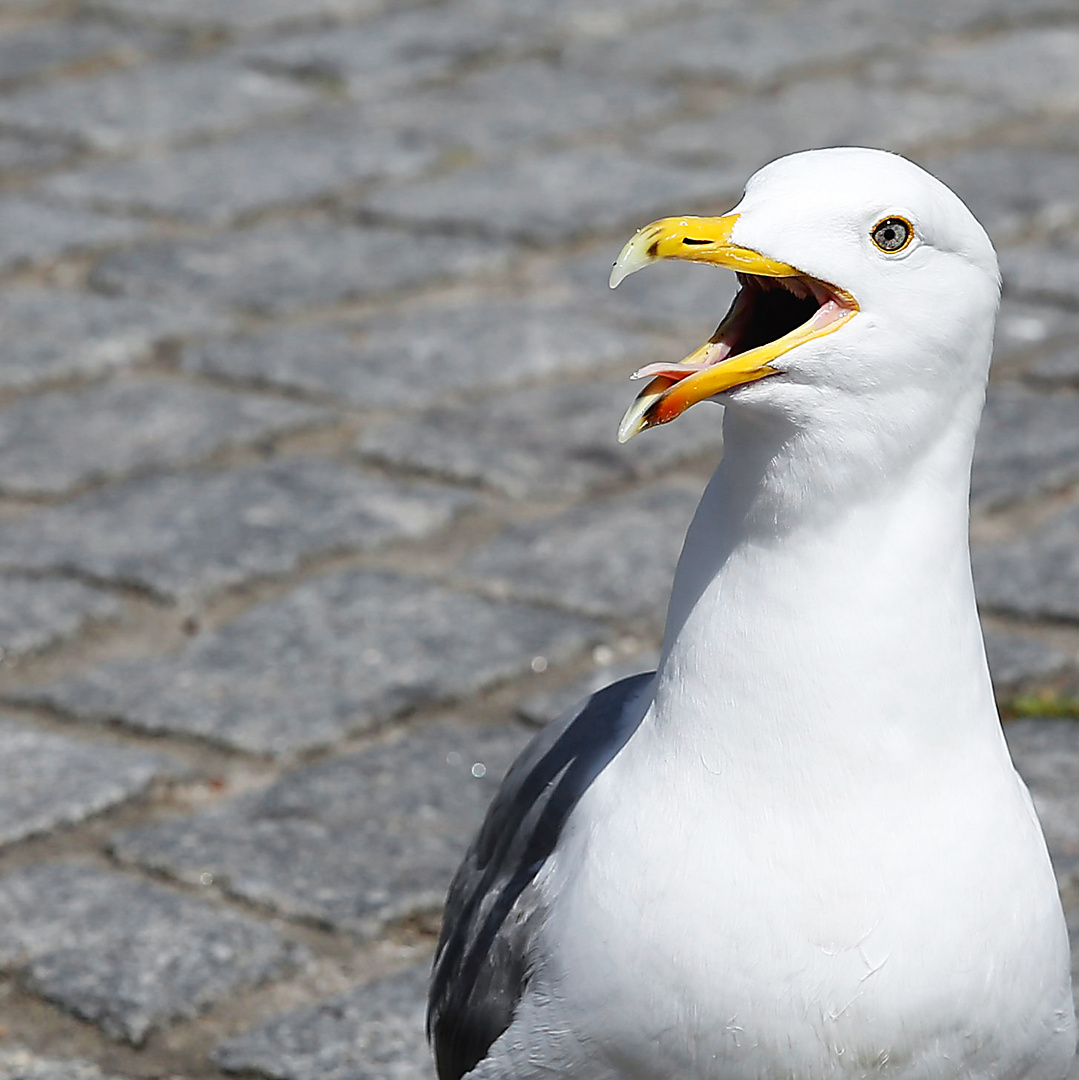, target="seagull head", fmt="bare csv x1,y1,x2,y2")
611,147,1001,448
